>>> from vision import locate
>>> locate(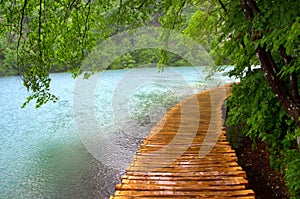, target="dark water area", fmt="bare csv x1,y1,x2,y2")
0,67,236,198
